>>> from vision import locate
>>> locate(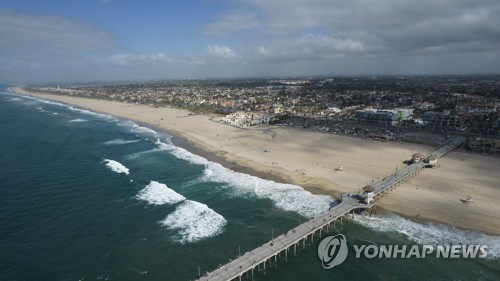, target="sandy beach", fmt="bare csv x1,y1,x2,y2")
12,87,500,235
